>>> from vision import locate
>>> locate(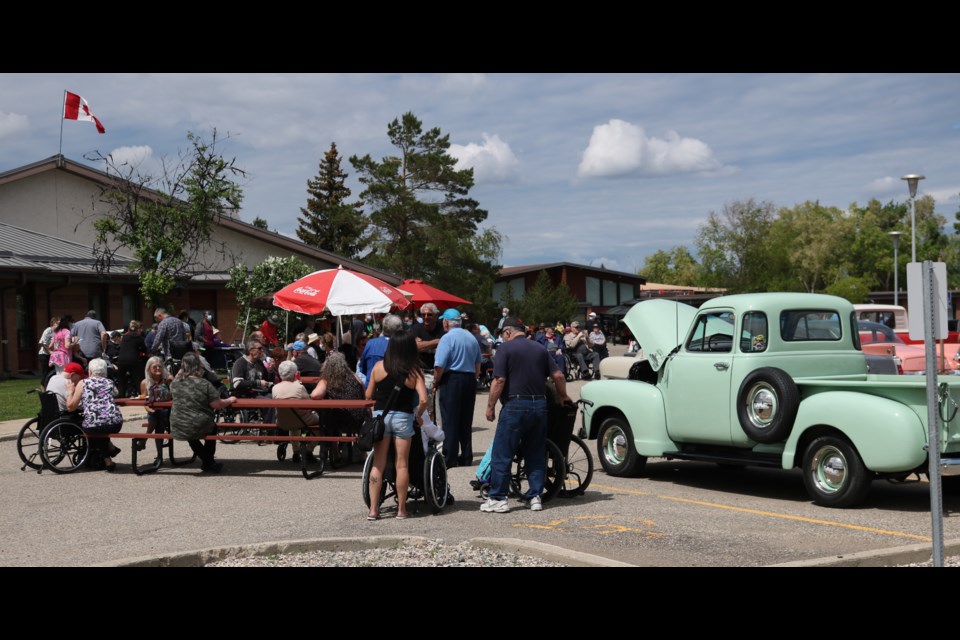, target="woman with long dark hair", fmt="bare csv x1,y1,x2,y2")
363,330,427,520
